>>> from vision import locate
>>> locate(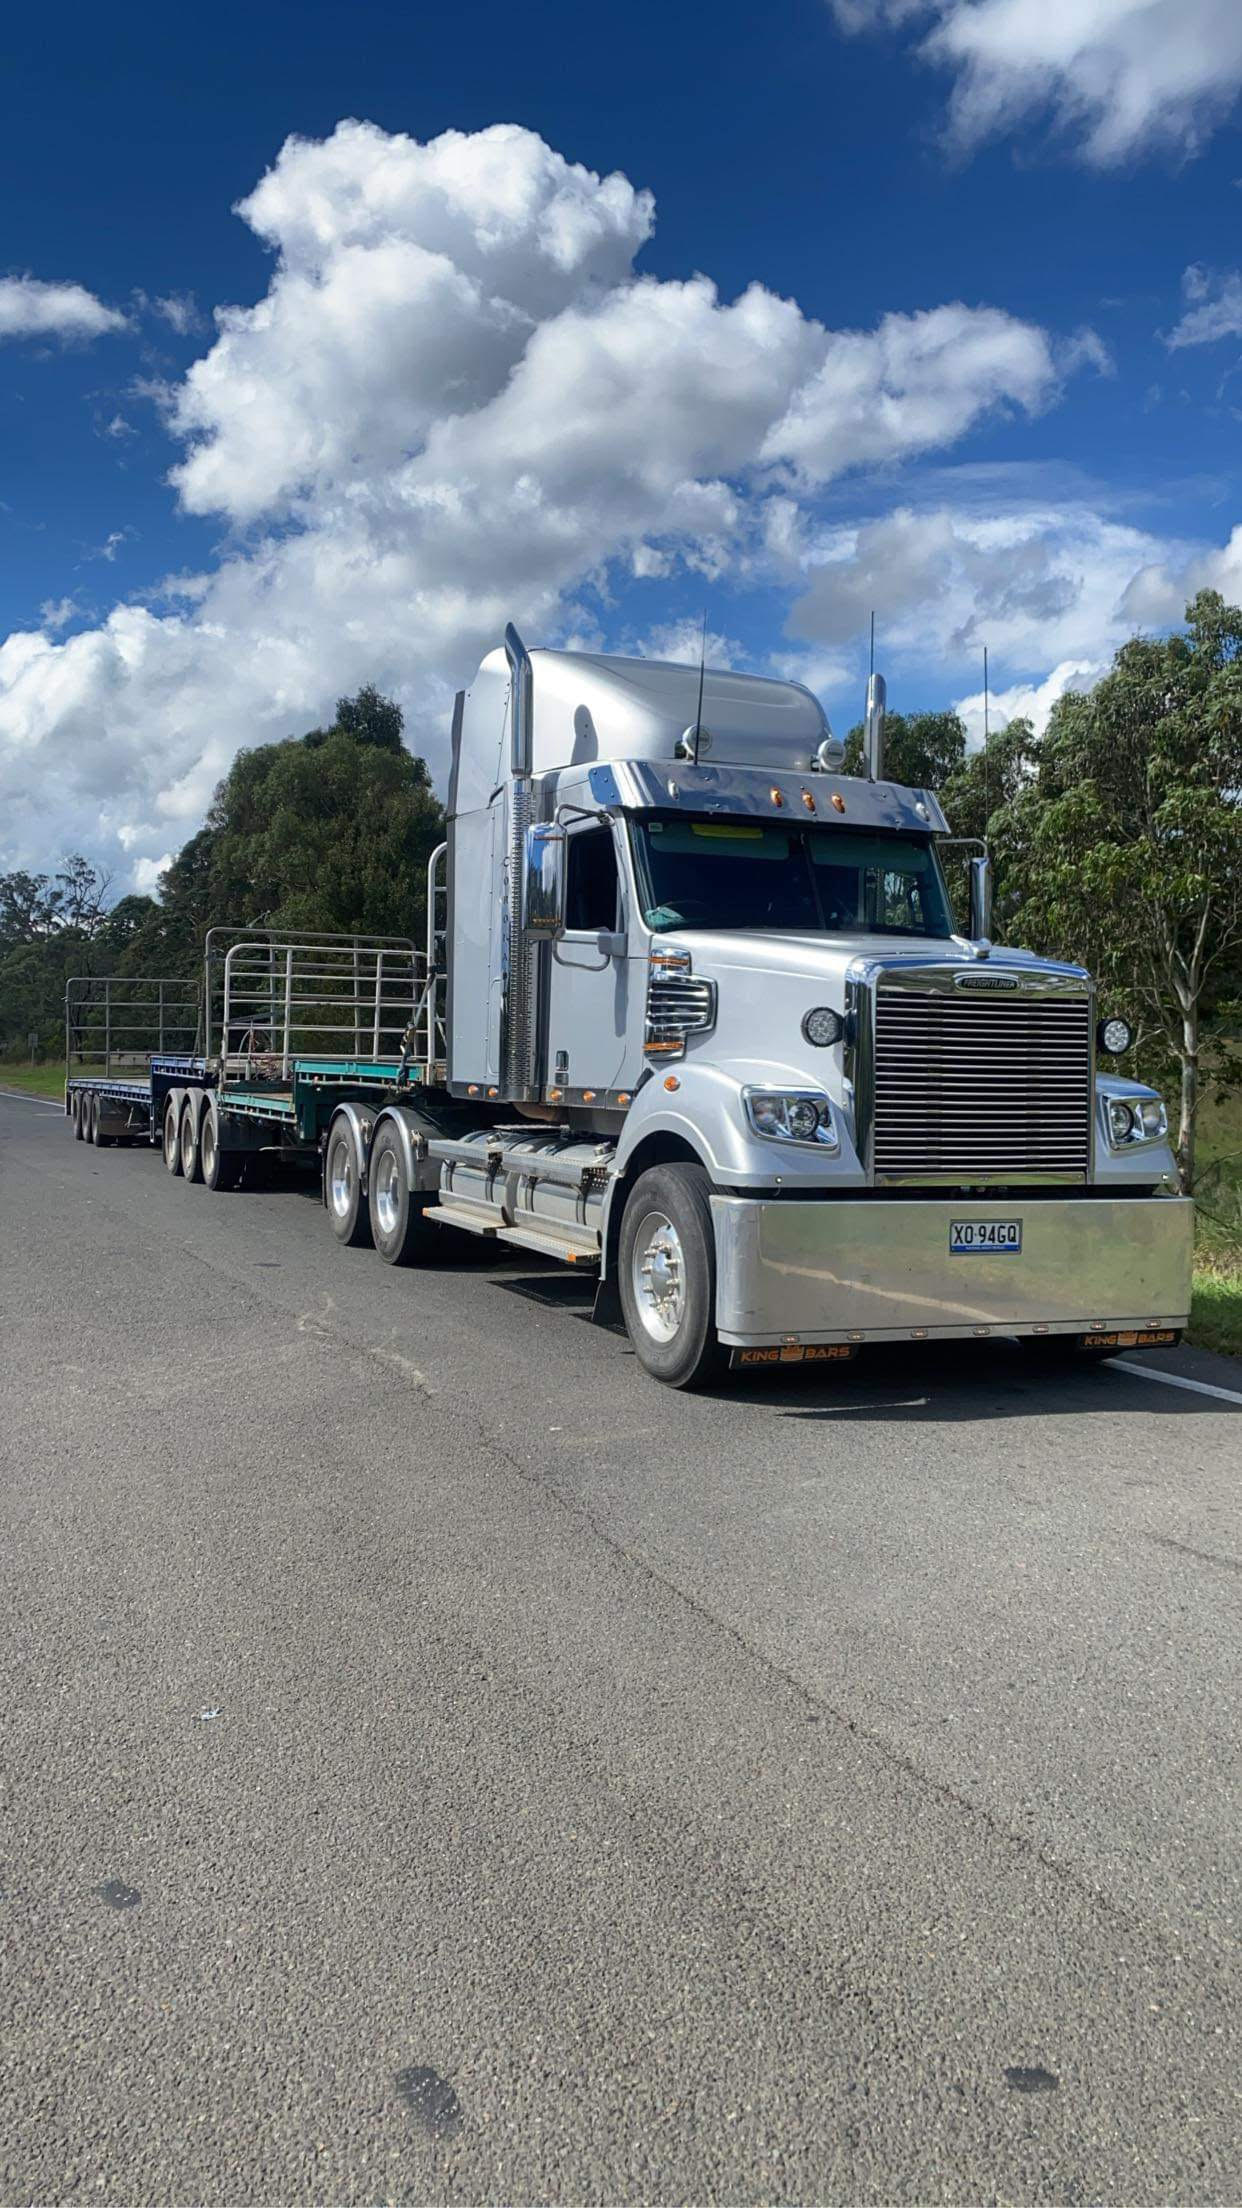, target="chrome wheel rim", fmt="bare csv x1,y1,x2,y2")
329,1136,354,1220
374,1148,402,1237
631,1209,685,1344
